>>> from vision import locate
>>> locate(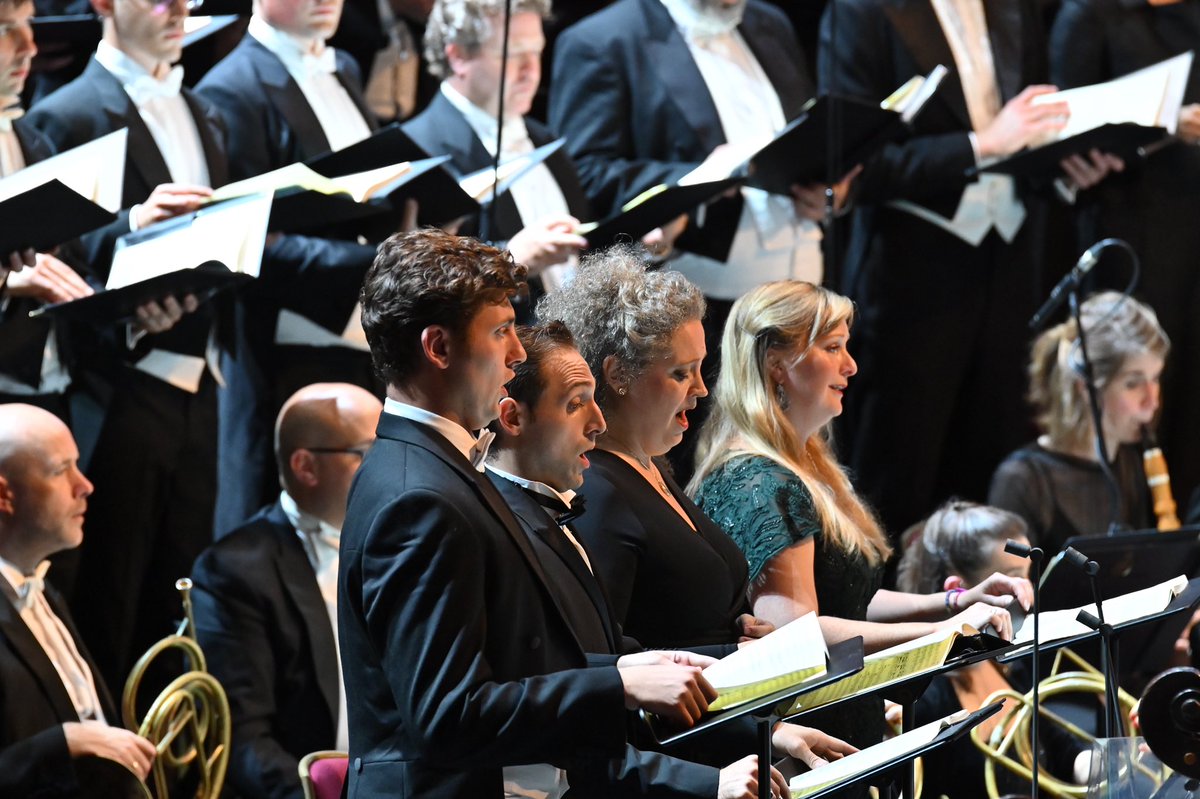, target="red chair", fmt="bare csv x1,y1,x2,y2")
299,750,349,799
